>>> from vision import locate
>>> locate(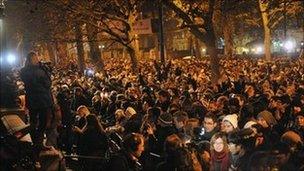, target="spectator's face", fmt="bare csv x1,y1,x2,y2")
158,95,166,103
296,115,304,127
246,86,255,97
257,117,269,128
222,121,234,133
173,118,184,129
203,117,217,133
228,143,241,155
294,106,301,114
213,138,224,152
135,139,145,158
